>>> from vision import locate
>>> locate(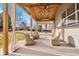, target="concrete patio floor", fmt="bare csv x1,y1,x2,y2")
0,32,79,56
